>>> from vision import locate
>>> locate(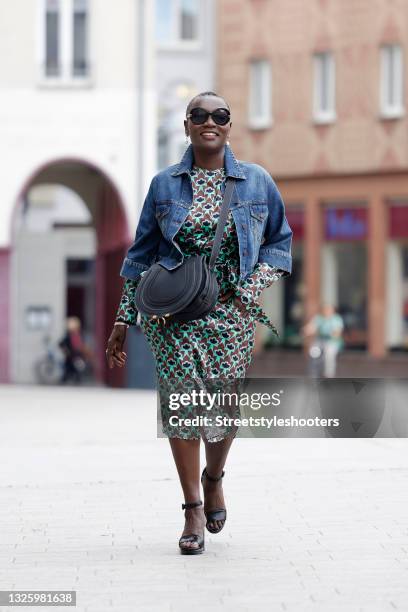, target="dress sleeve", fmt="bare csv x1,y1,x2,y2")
115,276,143,326
233,262,285,308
